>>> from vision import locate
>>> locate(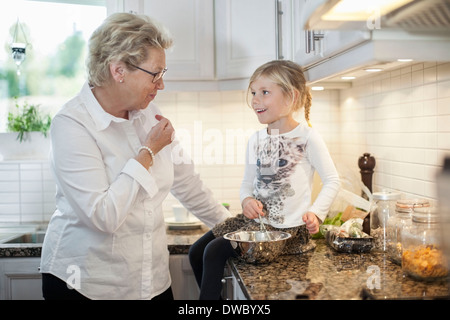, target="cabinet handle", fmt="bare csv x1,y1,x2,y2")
275,0,284,59
305,30,324,54
305,30,312,54
221,276,233,300
312,30,324,52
